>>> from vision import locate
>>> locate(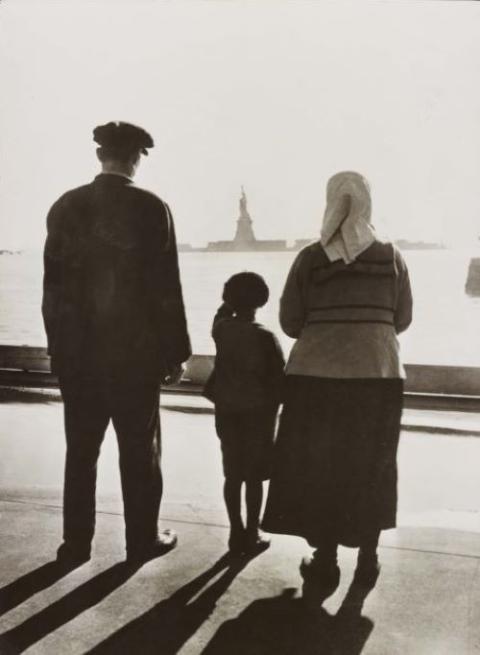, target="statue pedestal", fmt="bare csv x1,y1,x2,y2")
465,258,480,296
